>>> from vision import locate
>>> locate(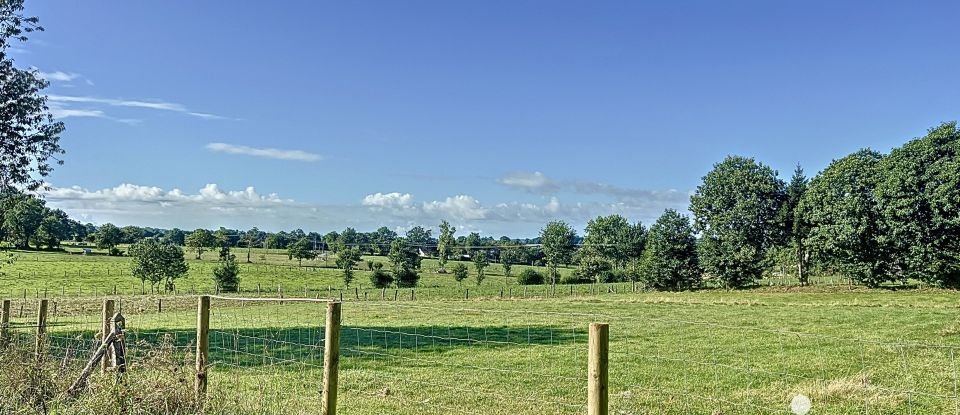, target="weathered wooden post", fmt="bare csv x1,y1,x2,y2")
0,299,10,347
588,322,609,415
322,301,342,415
35,299,48,361
101,299,115,372
195,295,210,400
